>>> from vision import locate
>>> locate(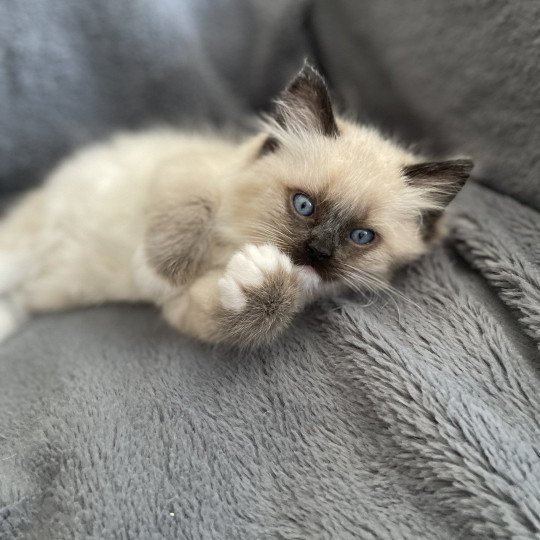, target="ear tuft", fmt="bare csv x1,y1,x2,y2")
403,159,473,207
272,62,339,137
